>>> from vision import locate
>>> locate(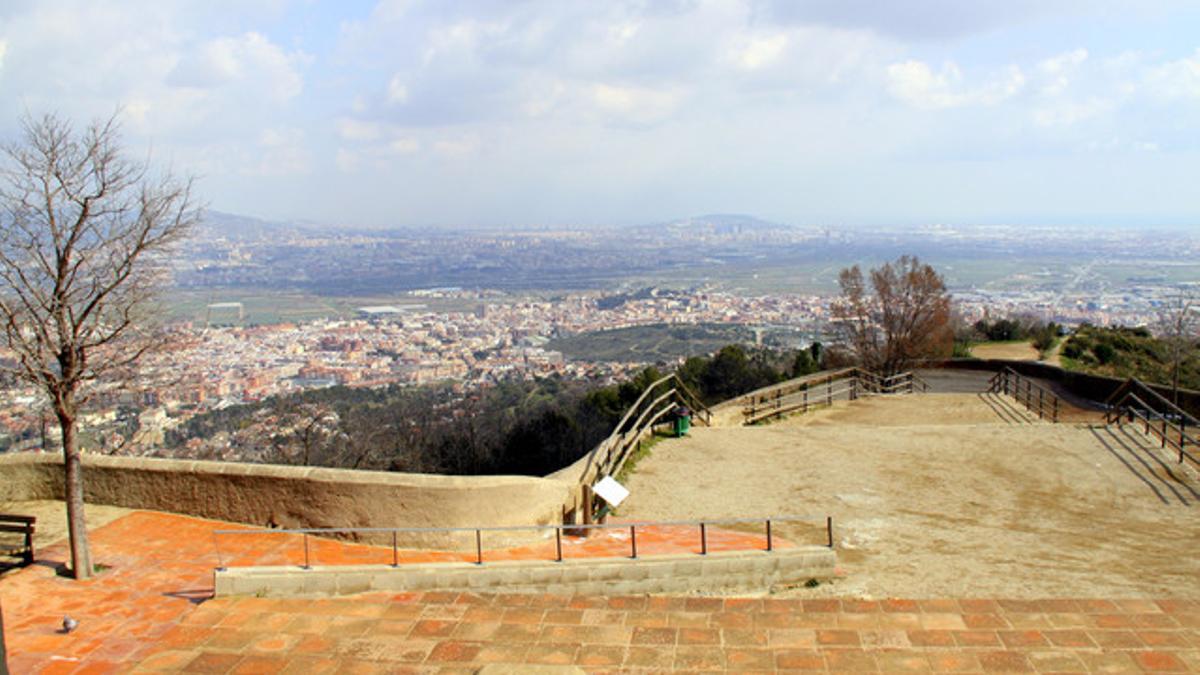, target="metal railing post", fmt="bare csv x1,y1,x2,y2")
303,533,310,569
555,527,563,562
765,519,773,552
1038,389,1044,419
630,525,637,559
475,529,483,565
213,532,225,571
1162,418,1168,448
826,516,833,548
700,522,707,555
392,531,398,567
